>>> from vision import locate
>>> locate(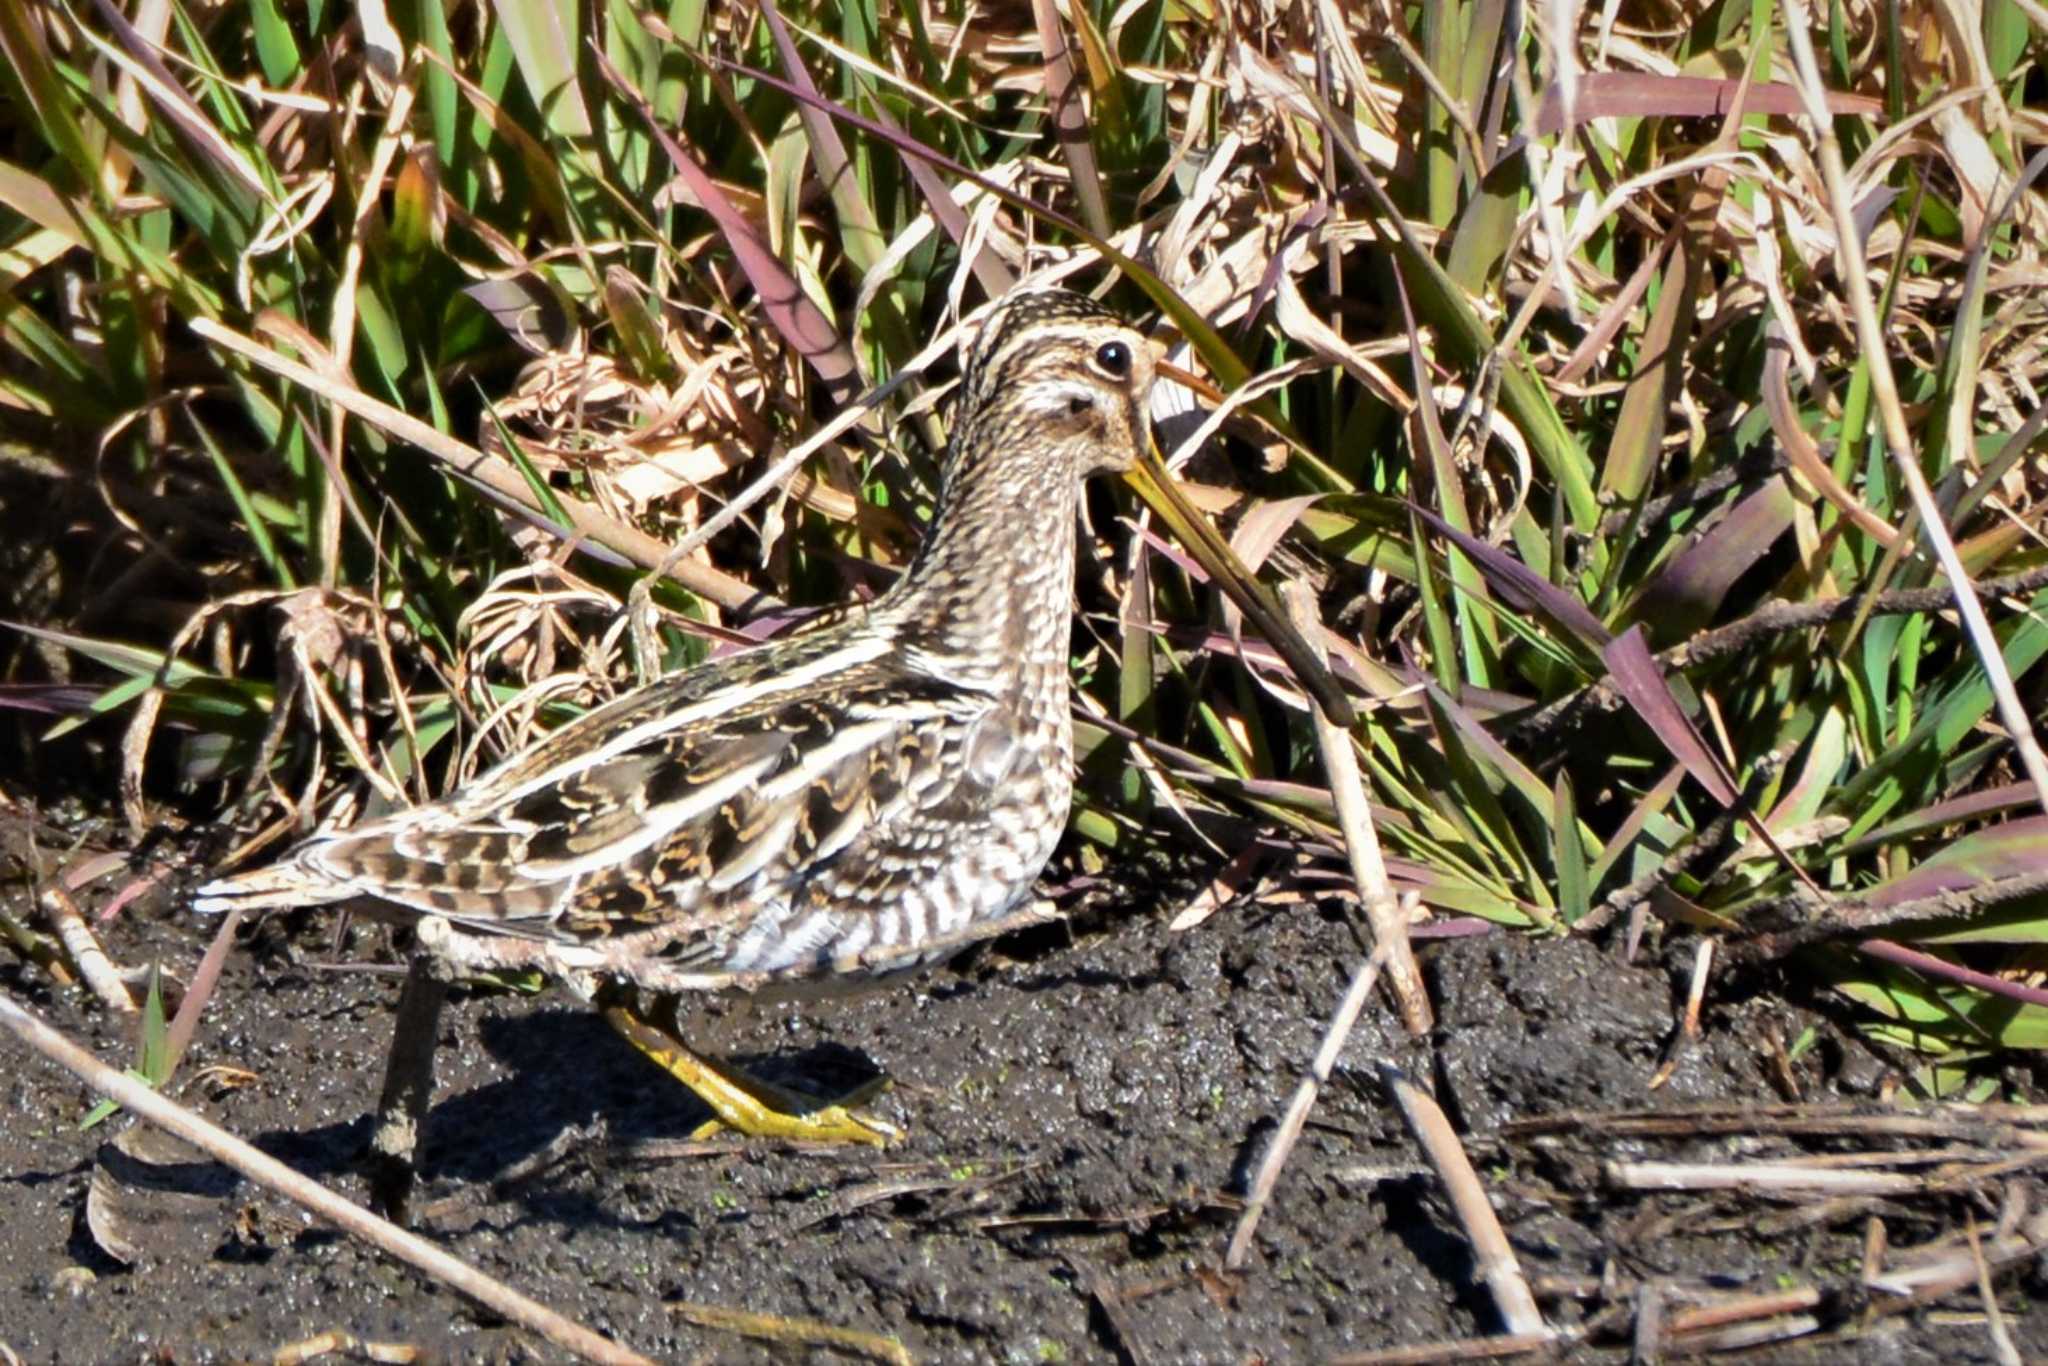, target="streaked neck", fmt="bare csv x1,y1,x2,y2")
882,447,1082,684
